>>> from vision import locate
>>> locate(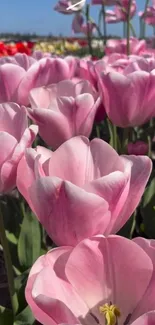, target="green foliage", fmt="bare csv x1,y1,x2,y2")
18,210,41,271
141,176,155,238
0,306,13,325
14,306,35,325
